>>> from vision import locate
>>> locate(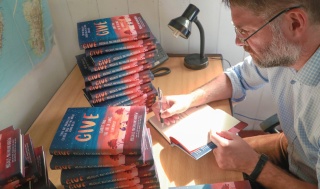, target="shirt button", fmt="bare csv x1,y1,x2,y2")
290,80,296,84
